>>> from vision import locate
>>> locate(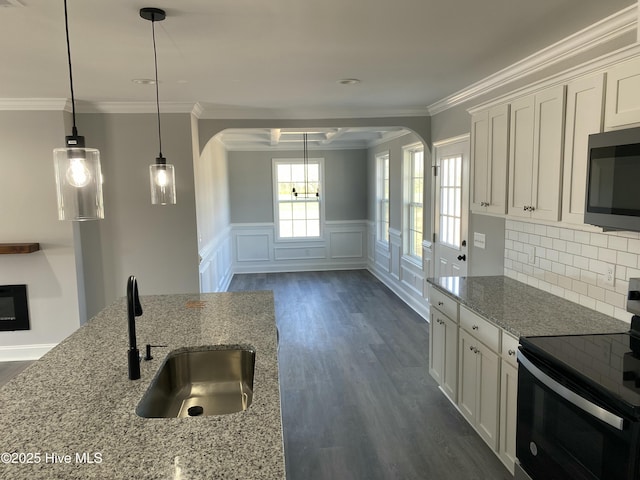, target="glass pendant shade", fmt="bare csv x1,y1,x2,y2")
149,162,176,205
53,146,104,220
